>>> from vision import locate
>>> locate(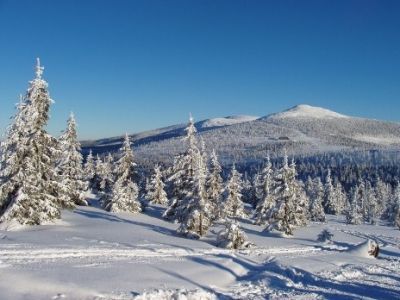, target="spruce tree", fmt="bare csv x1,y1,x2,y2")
104,134,141,213
324,169,339,214
84,150,96,188
205,149,224,221
217,218,252,249
309,178,326,222
334,181,347,215
346,185,362,225
265,154,306,235
0,59,60,225
223,165,246,219
93,154,104,191
99,153,114,194
362,181,378,224
177,154,212,238
164,115,200,222
146,165,168,205
254,155,275,225
58,113,88,207
389,184,400,227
